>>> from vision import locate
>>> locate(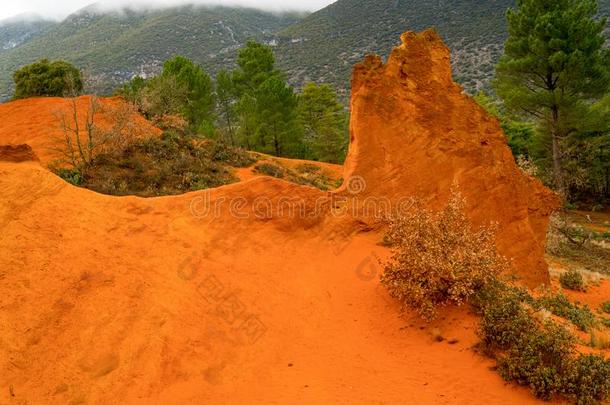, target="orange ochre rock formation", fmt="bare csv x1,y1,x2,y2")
341,29,559,286
0,31,556,404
